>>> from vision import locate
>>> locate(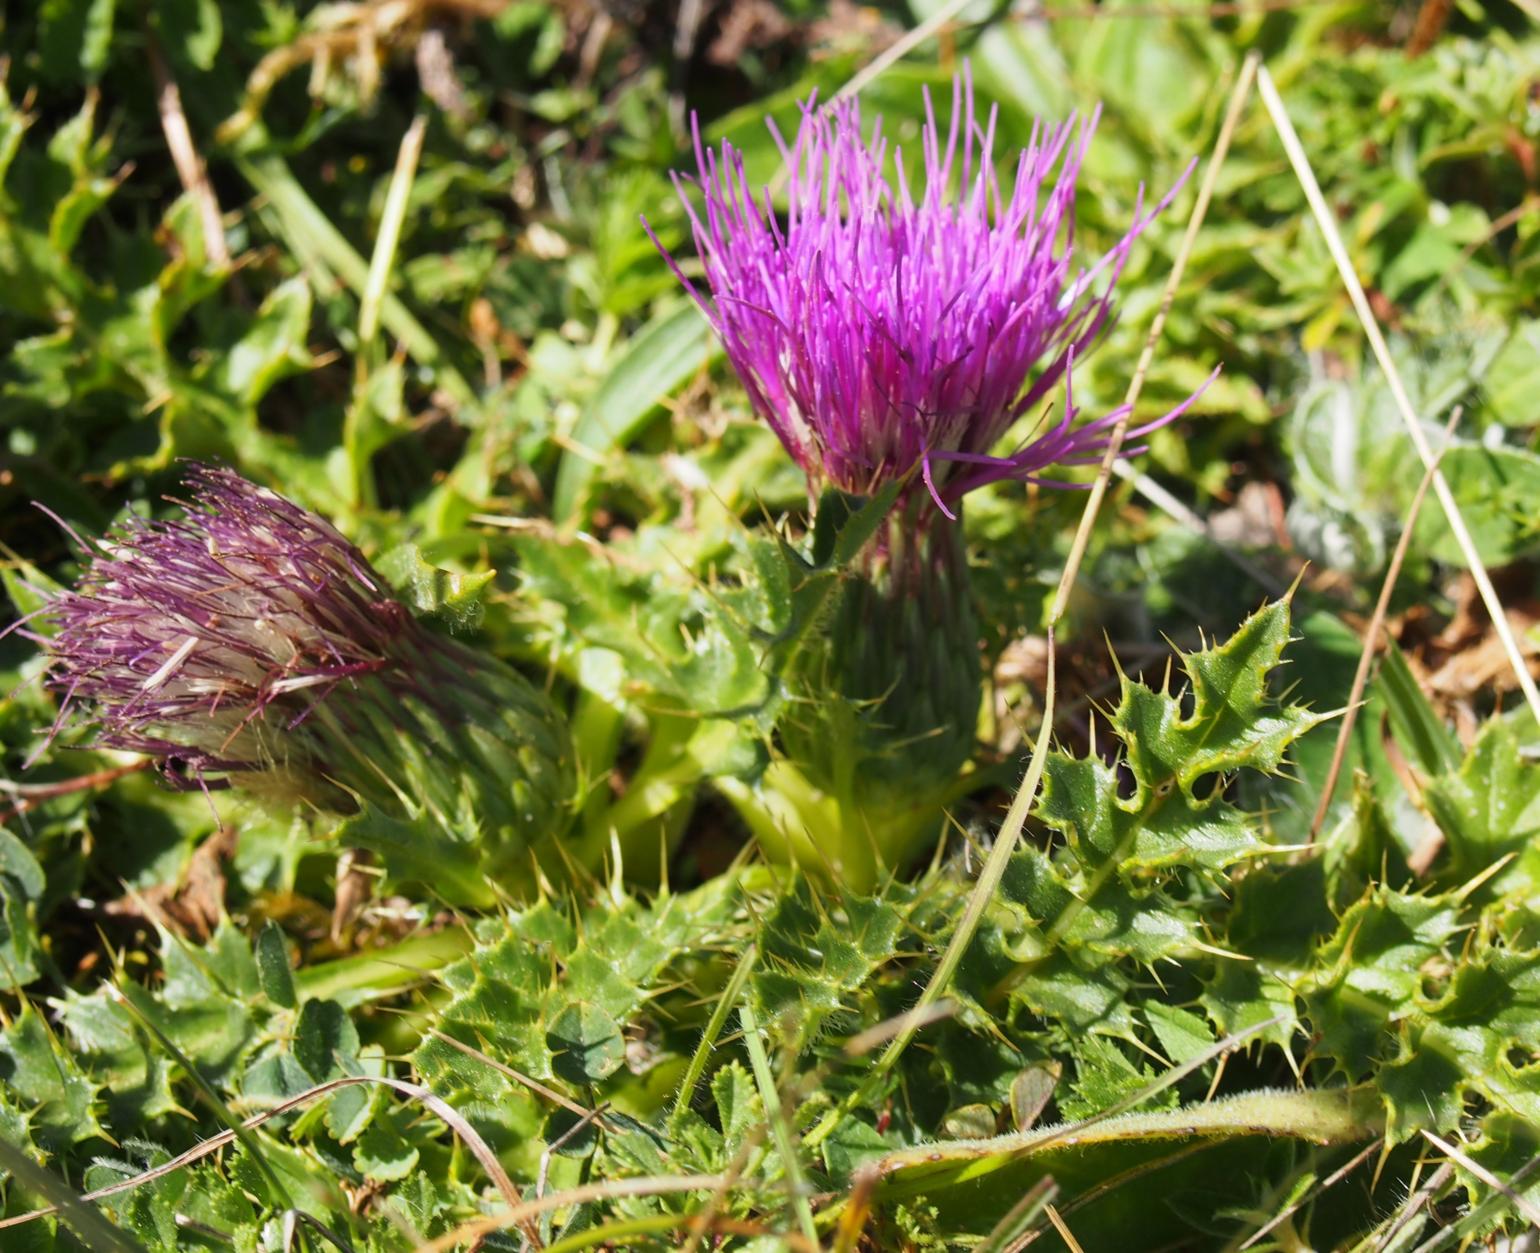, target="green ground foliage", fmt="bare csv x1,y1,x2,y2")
4,1,1540,1249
